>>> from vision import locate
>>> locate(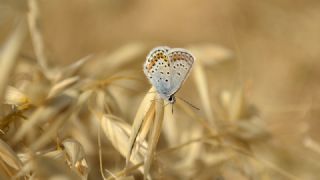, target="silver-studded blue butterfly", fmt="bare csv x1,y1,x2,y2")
143,46,195,104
